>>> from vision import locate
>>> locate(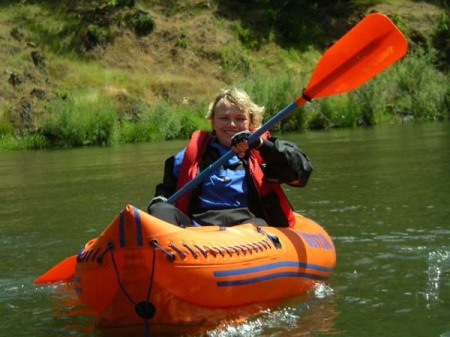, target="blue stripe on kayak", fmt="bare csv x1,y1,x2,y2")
213,261,333,277
132,206,143,247
216,271,329,286
119,211,125,247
